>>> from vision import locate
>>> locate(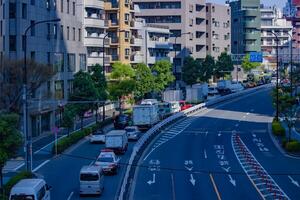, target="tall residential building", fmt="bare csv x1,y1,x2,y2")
260,5,293,70
0,0,87,137
133,0,207,80
206,3,231,59
285,0,300,48
230,0,261,55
